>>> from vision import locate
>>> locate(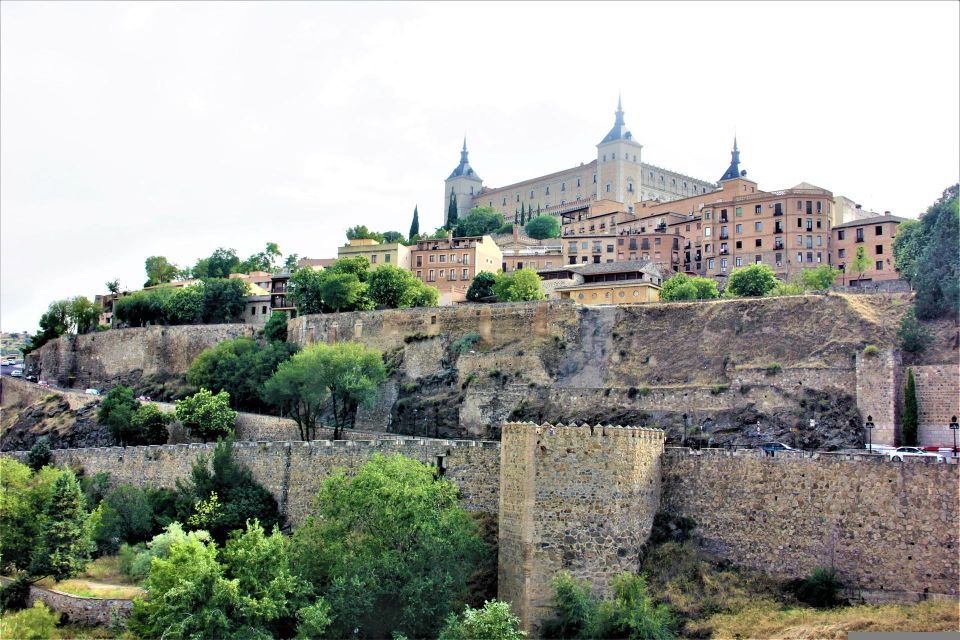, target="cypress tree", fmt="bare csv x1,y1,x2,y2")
409,205,420,240
515,210,519,224
902,368,919,446
446,192,459,230
537,203,541,215
30,471,93,580
521,208,526,226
